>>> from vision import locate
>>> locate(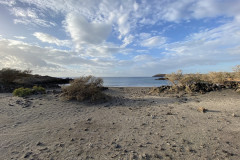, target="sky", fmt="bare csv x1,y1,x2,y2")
0,0,240,77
